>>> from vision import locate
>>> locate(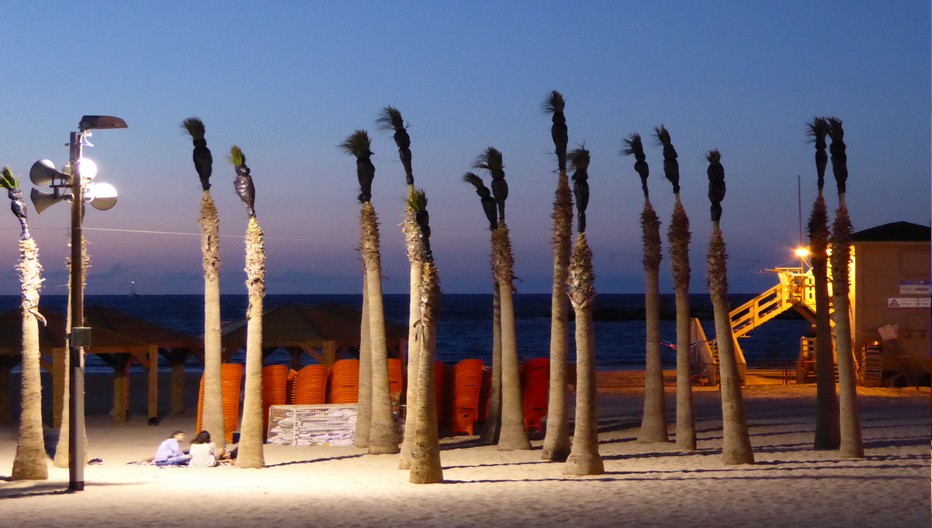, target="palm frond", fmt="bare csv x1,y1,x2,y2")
473,147,503,171
376,106,405,132
462,172,484,190
806,117,830,143
0,166,19,190
228,145,245,167
339,130,372,157
653,125,671,147
706,149,721,163
621,133,643,157
568,147,590,171
542,90,565,113
407,188,428,212
181,117,205,140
